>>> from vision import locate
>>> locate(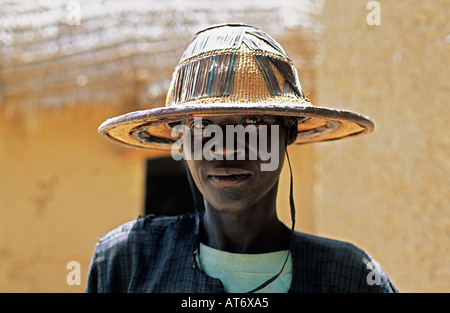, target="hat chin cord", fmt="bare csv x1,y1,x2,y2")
246,148,296,293
186,148,296,294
